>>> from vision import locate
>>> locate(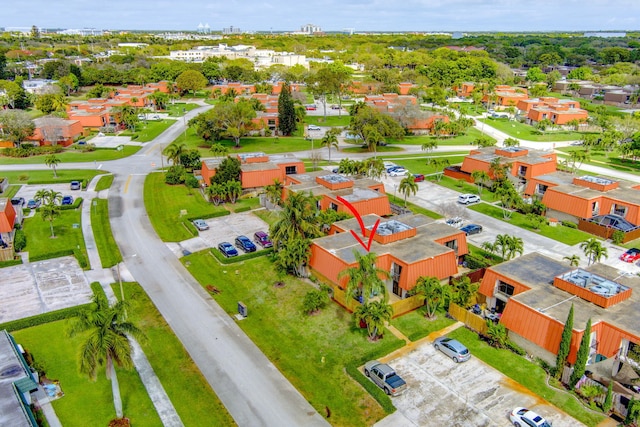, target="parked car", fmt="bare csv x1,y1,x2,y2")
619,248,640,263
305,104,317,111
458,194,480,204
389,168,408,177
218,242,238,258
445,217,463,228
308,124,321,130
509,407,552,427
433,337,471,363
460,224,483,235
331,104,341,110
383,162,397,169
193,219,209,231
363,360,407,396
254,231,273,248
10,197,25,207
386,165,402,173
412,174,425,182
61,196,74,206
26,199,40,209
235,235,257,253
70,181,81,190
